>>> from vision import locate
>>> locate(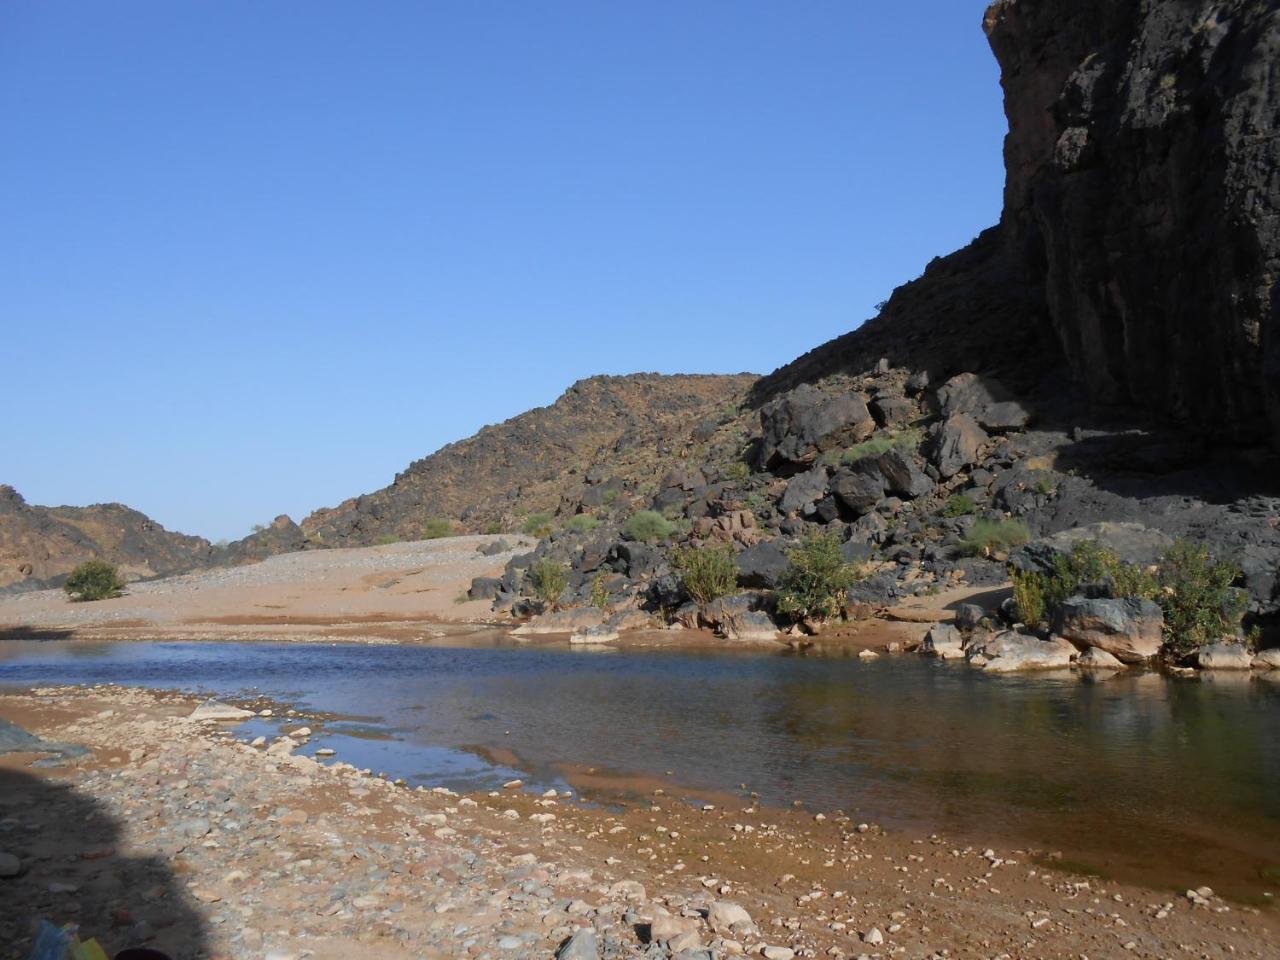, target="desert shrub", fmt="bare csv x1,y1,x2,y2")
673,544,738,606
375,534,400,545
589,574,611,610
1011,567,1047,628
1154,538,1245,656
1032,473,1057,497
941,493,976,518
422,518,453,539
725,461,751,484
602,488,620,506
483,522,503,535
527,558,568,610
961,519,1030,557
775,533,862,622
522,512,555,537
564,514,600,534
626,510,675,544
840,428,924,464
64,559,124,602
